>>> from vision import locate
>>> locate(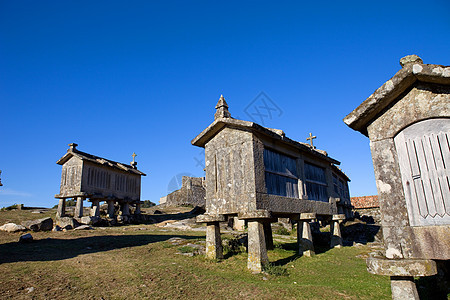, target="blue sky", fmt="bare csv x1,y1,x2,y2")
1,0,449,208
